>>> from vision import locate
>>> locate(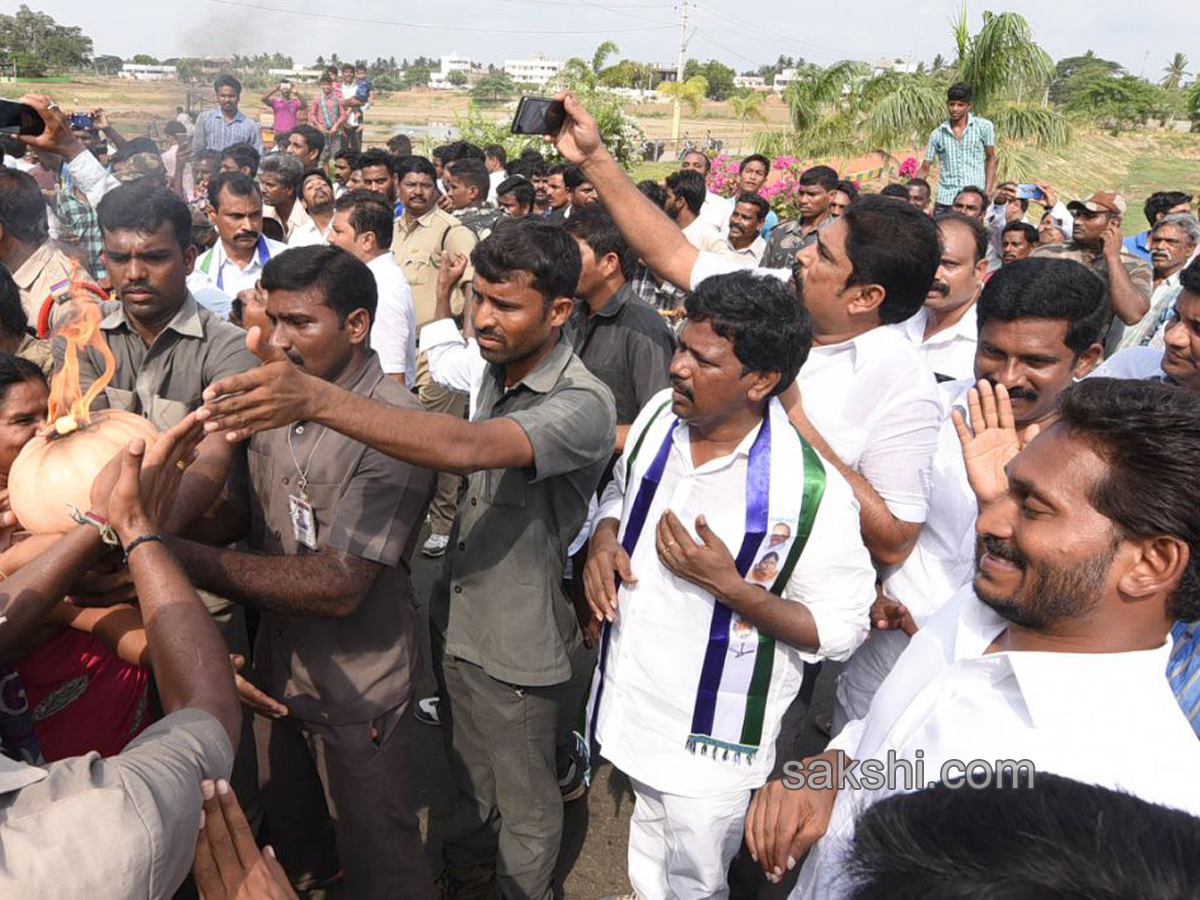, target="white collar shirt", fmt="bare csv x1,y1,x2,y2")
367,253,418,387
592,390,876,797
698,190,735,232
681,217,726,254
895,302,979,383
797,588,1200,898
715,234,767,265
1092,345,1170,382
799,326,941,524
186,235,287,301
